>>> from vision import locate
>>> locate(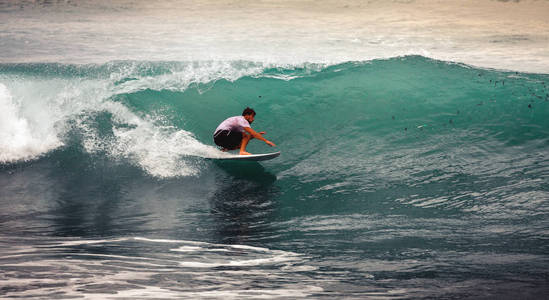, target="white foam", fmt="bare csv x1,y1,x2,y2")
105,285,323,299
177,249,301,268
57,238,131,247
101,101,218,177
227,244,271,252
0,68,233,176
1,237,318,299
0,83,62,163
133,237,195,243
171,246,211,252
111,61,267,94
178,256,299,268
